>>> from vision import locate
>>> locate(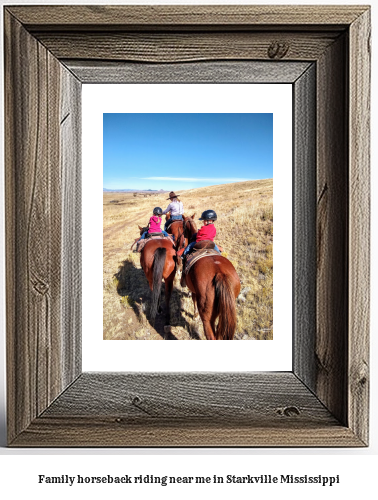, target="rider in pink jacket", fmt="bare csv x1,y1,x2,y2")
139,207,170,240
